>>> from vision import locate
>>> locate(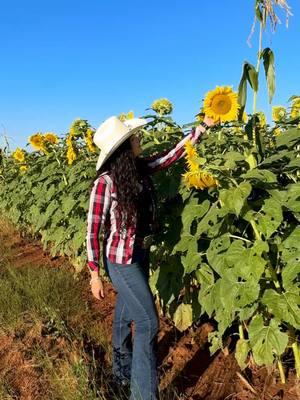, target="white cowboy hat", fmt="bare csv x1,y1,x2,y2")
93,116,147,171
